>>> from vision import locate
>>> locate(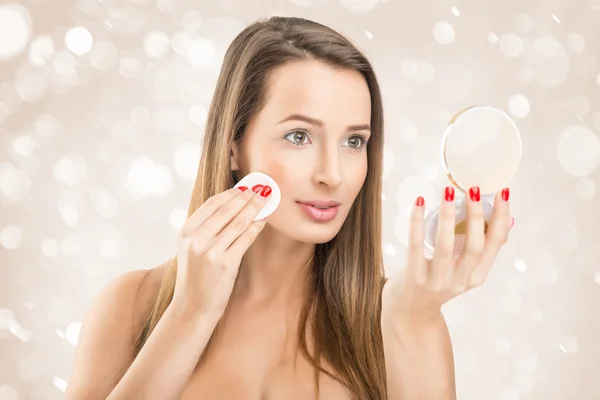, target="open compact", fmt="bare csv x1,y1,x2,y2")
423,105,523,257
